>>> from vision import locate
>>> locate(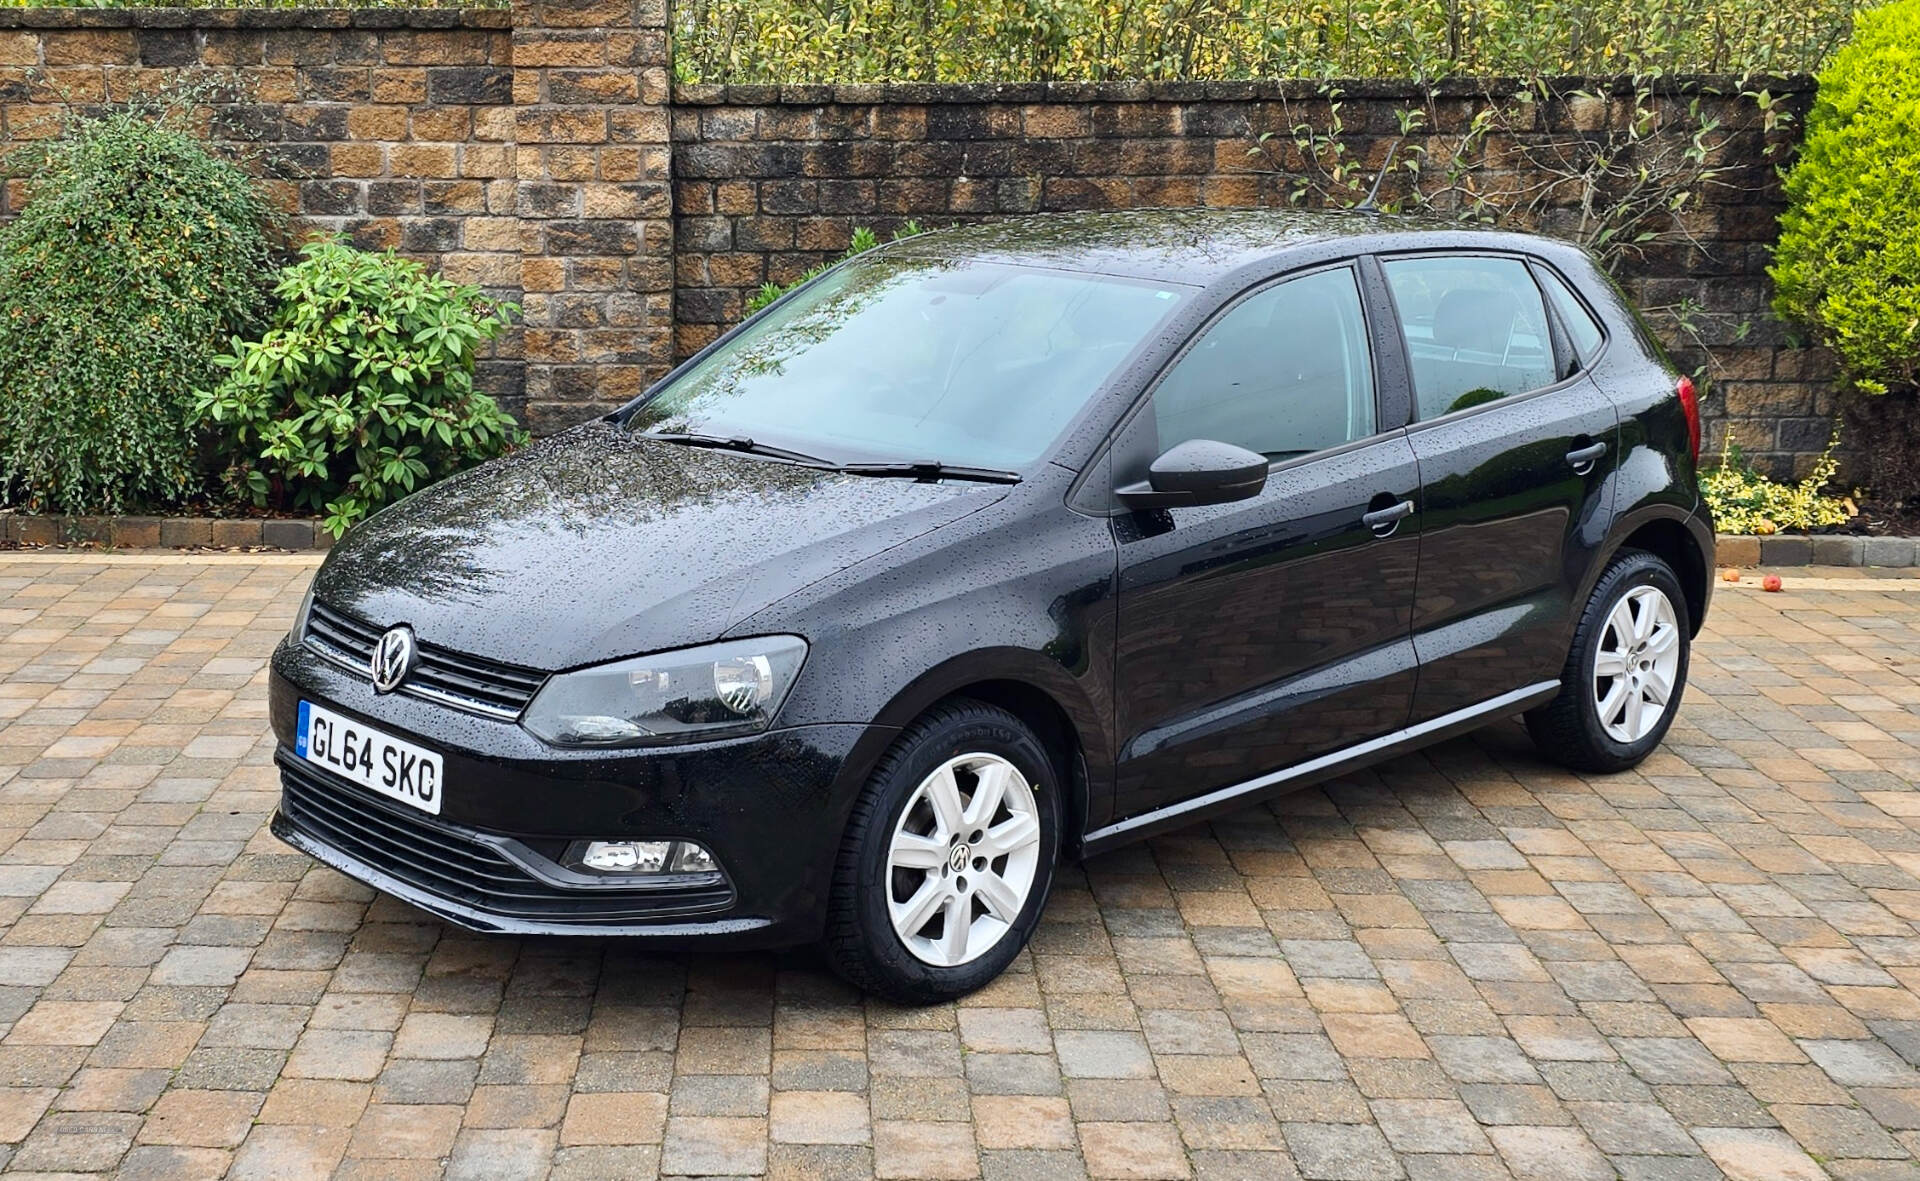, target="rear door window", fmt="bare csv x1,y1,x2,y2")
1383,256,1556,420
